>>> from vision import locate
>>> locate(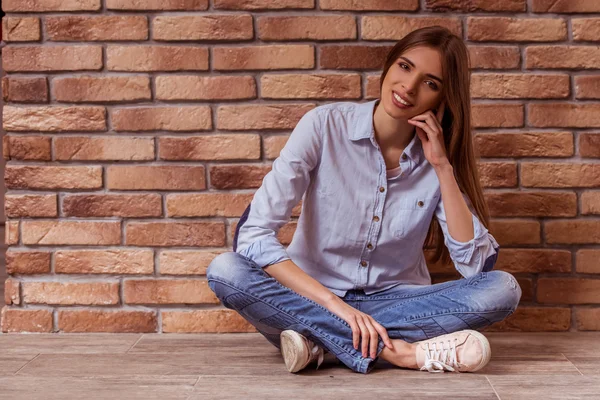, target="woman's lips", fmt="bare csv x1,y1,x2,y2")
391,91,414,109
